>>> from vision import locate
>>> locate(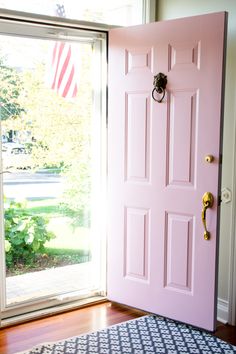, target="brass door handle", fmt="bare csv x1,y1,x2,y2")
202,192,214,240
